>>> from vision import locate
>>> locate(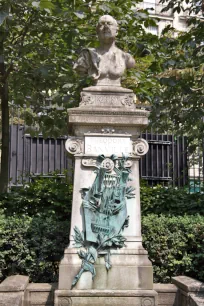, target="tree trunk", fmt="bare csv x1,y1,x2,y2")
0,53,9,193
